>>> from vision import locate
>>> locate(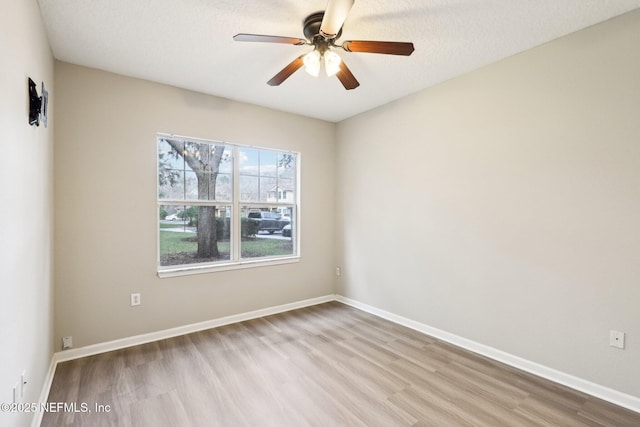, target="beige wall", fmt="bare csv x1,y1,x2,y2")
54,63,336,348
14,2,638,413
0,1,55,426
336,10,640,397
